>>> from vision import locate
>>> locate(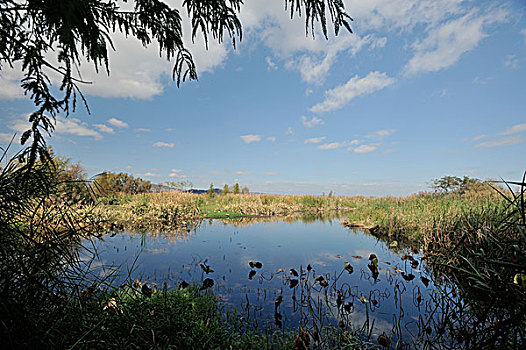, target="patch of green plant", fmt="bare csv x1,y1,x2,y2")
202,209,248,219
